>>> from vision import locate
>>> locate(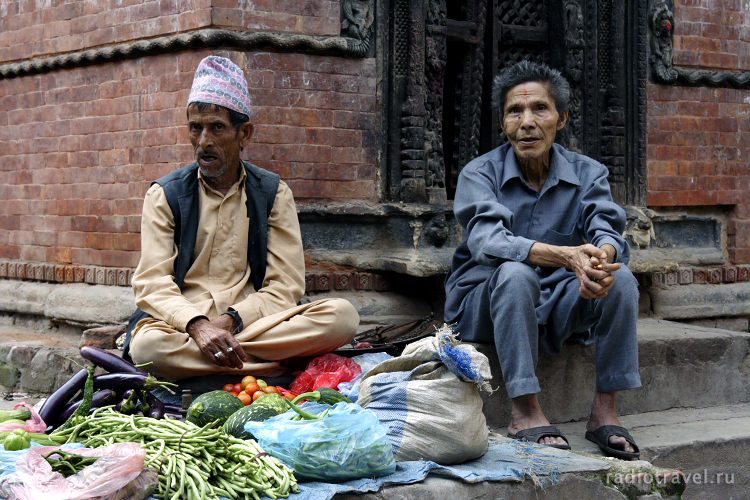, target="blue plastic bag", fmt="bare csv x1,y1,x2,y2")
244,402,396,482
